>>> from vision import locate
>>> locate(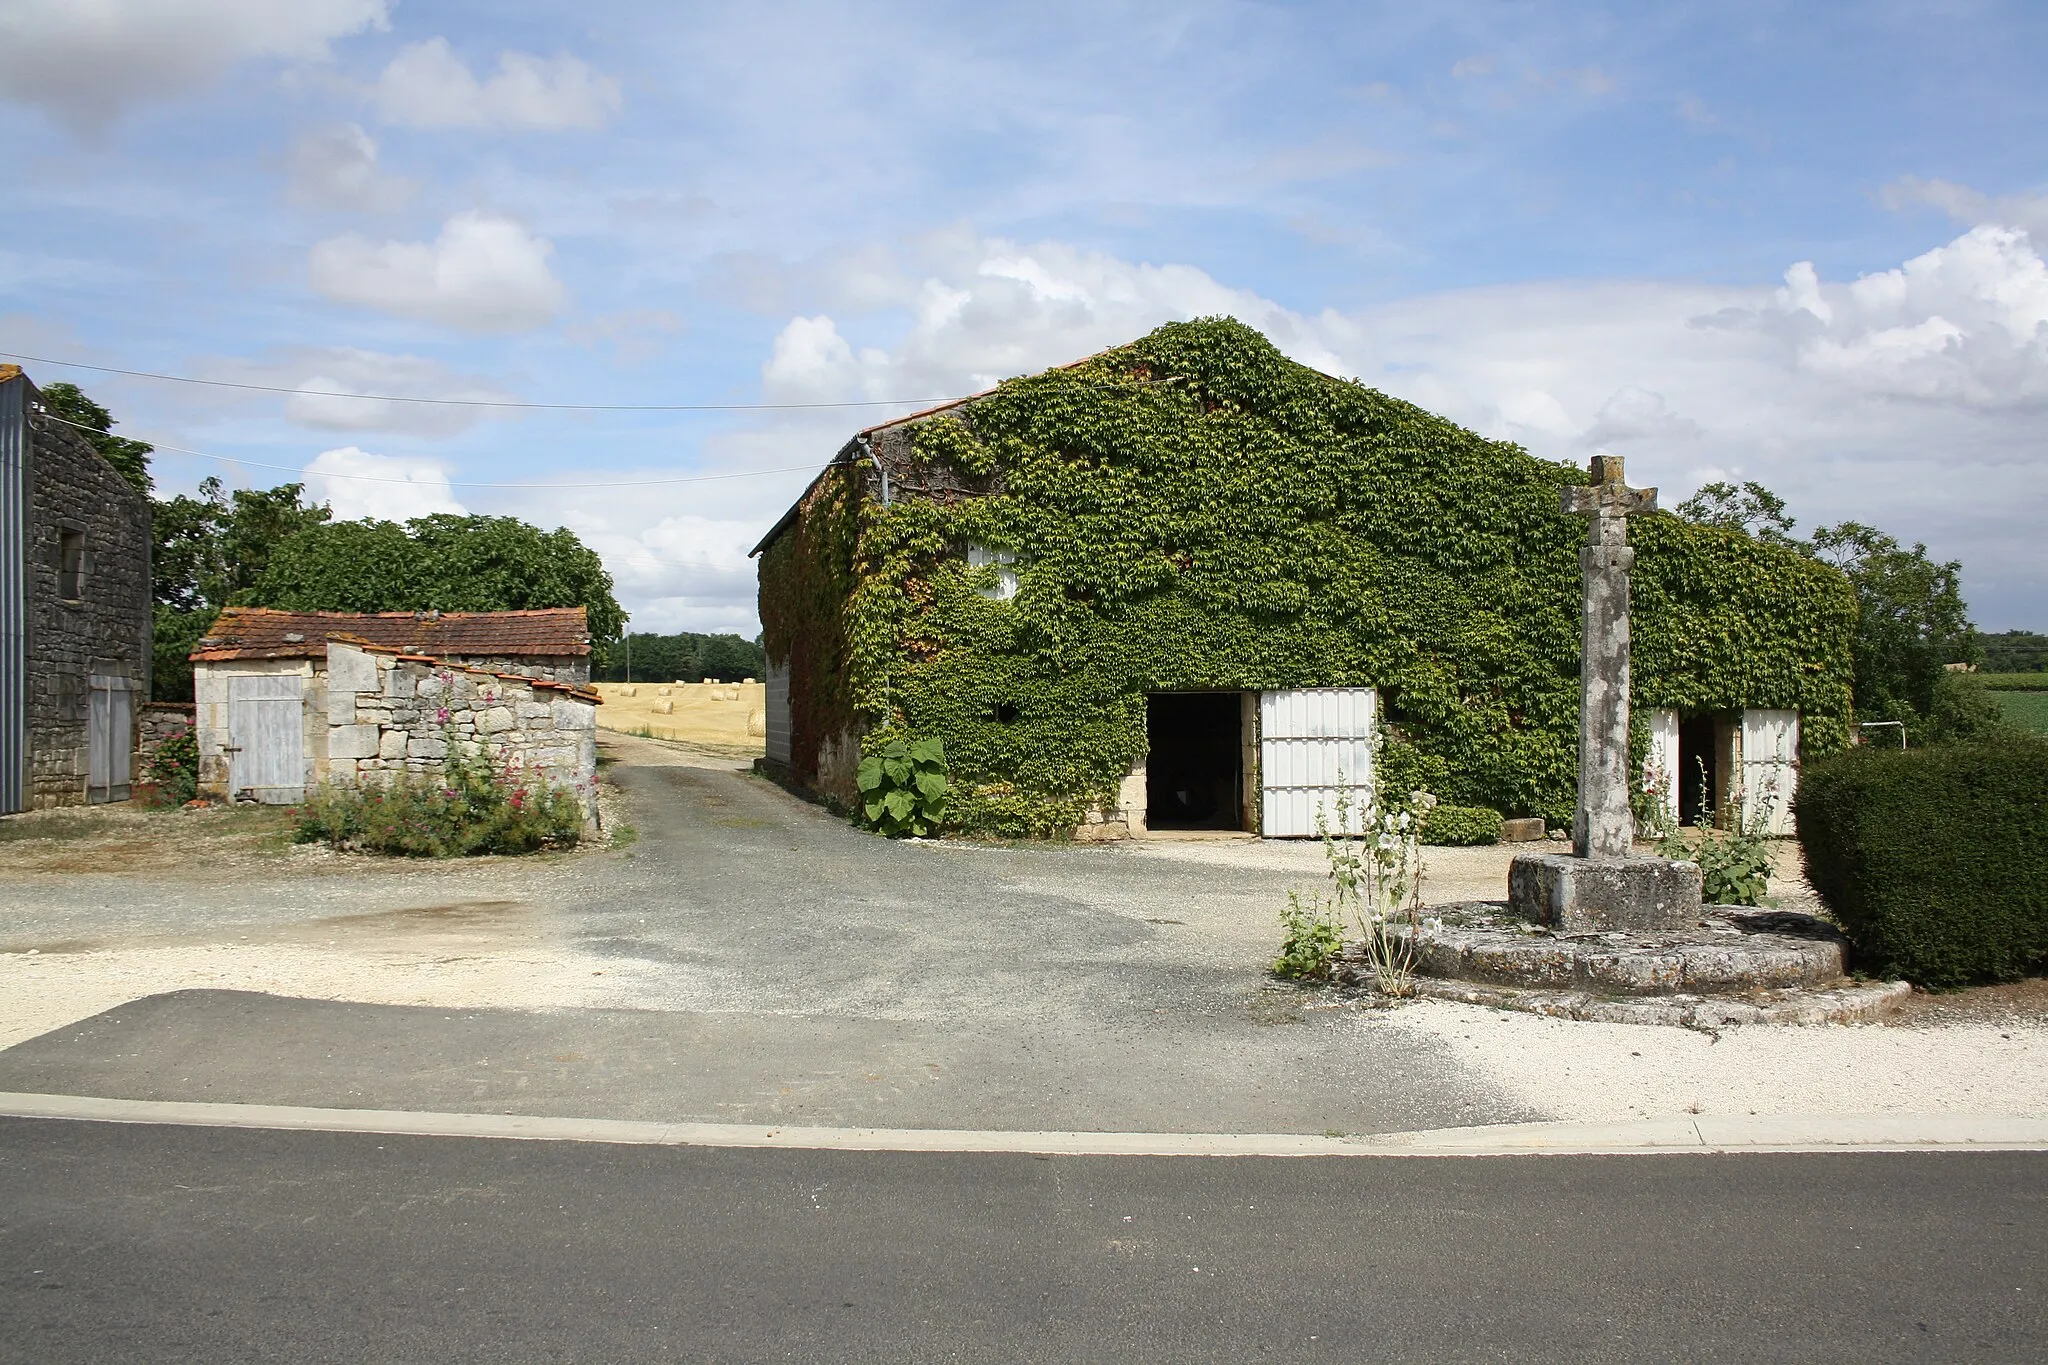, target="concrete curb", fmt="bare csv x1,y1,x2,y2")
1,1092,2043,1157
